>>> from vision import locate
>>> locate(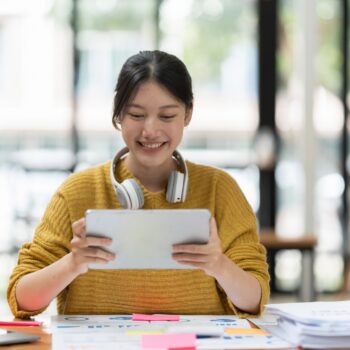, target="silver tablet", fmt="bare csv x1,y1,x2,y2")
85,209,210,269
0,331,40,345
